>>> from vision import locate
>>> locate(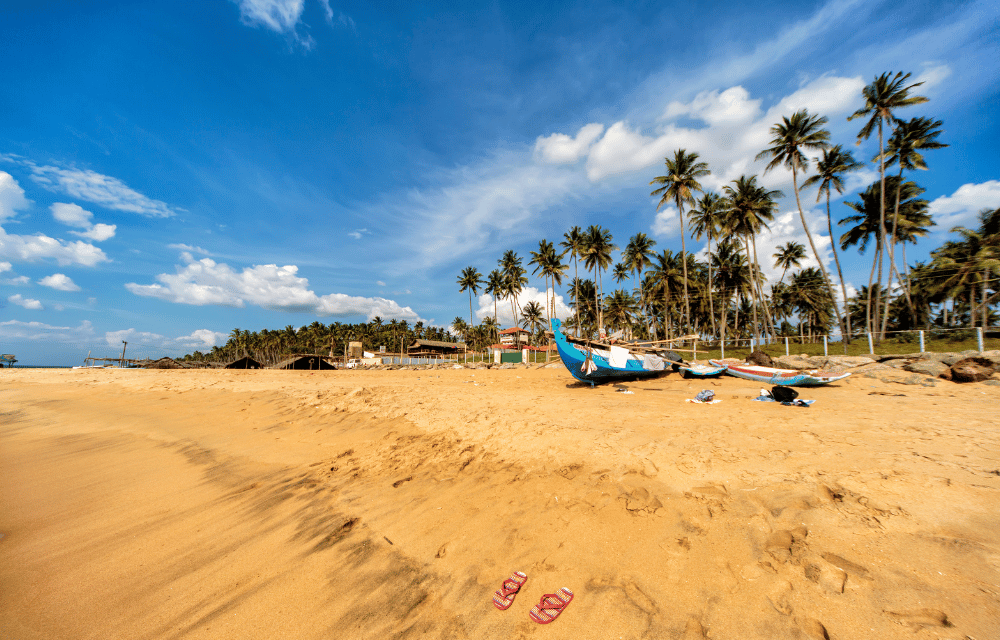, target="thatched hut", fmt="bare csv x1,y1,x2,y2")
225,356,262,369
144,357,189,369
267,355,337,370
